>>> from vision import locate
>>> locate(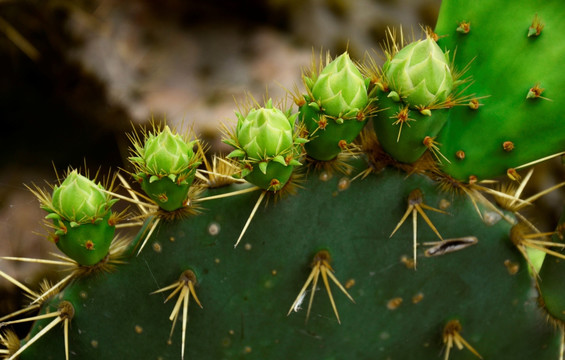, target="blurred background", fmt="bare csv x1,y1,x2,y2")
1,0,563,328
